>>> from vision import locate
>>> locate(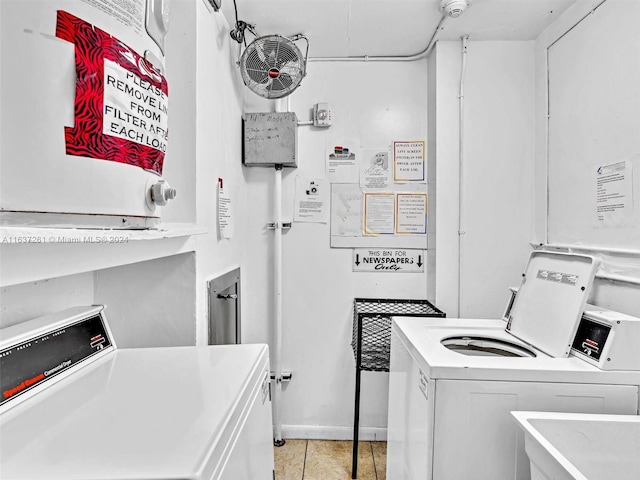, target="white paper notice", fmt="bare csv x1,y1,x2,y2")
327,141,360,183
295,177,330,223
218,179,233,239
595,161,634,227
393,141,425,182
364,193,395,235
396,193,427,234
103,59,169,153
361,148,391,190
82,0,146,35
